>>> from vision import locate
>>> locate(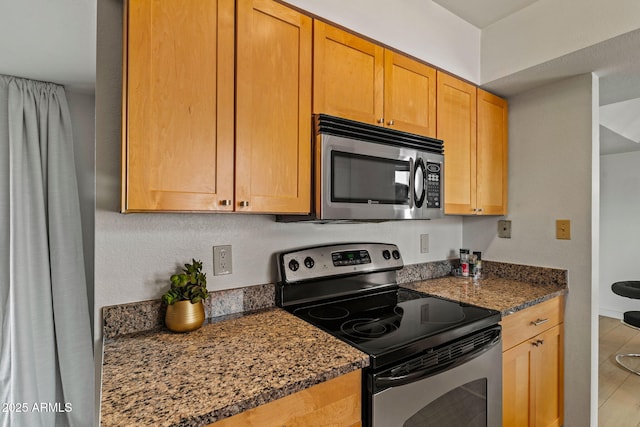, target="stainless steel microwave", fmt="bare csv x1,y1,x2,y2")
280,114,444,222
